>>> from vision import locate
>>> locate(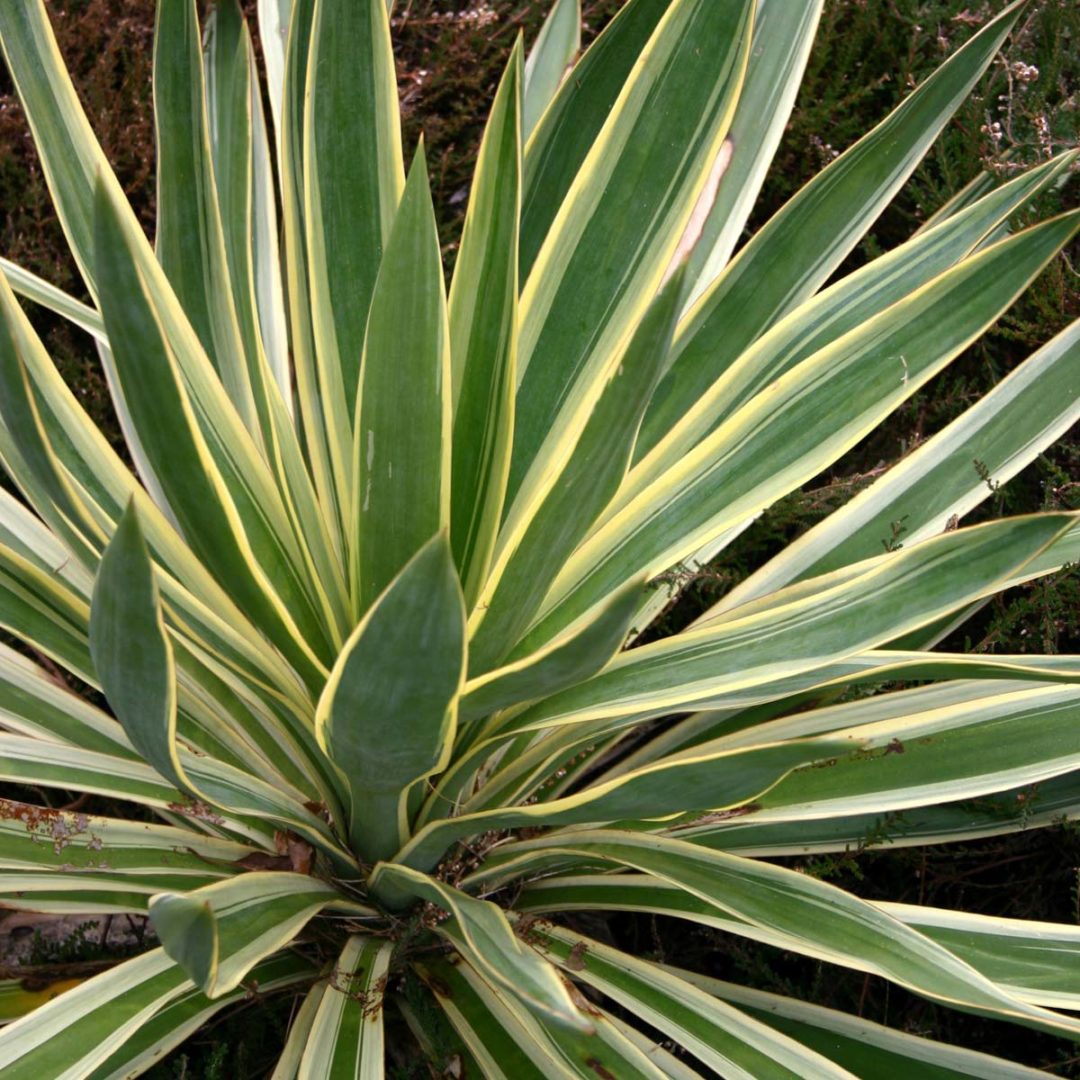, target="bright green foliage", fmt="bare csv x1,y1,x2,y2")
0,0,1078,1075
